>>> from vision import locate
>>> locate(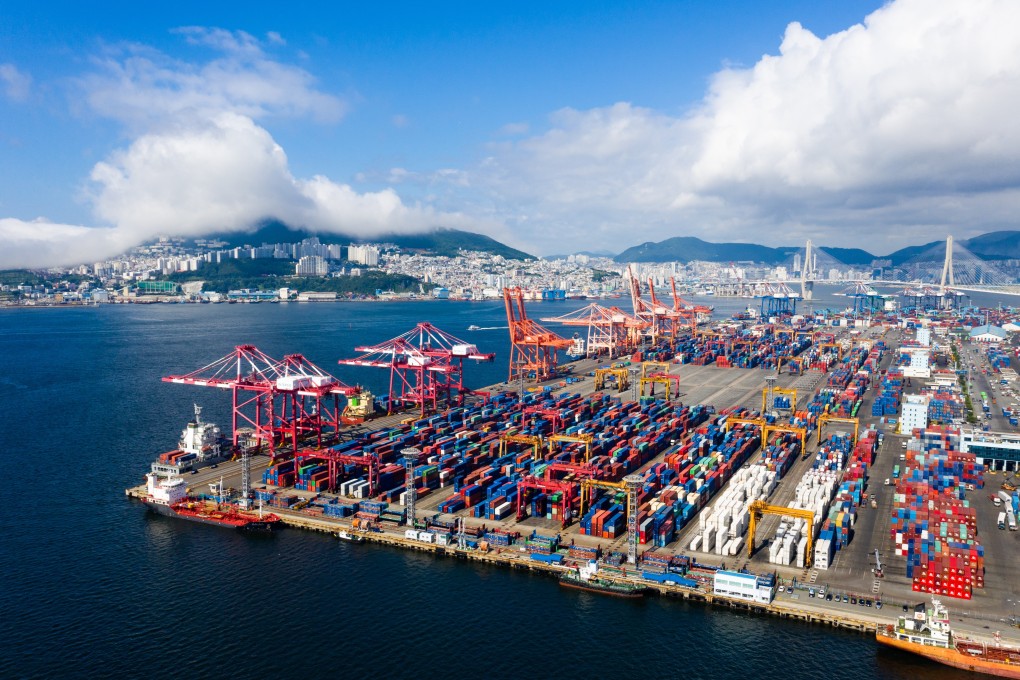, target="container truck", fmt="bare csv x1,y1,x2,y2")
999,512,1007,530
